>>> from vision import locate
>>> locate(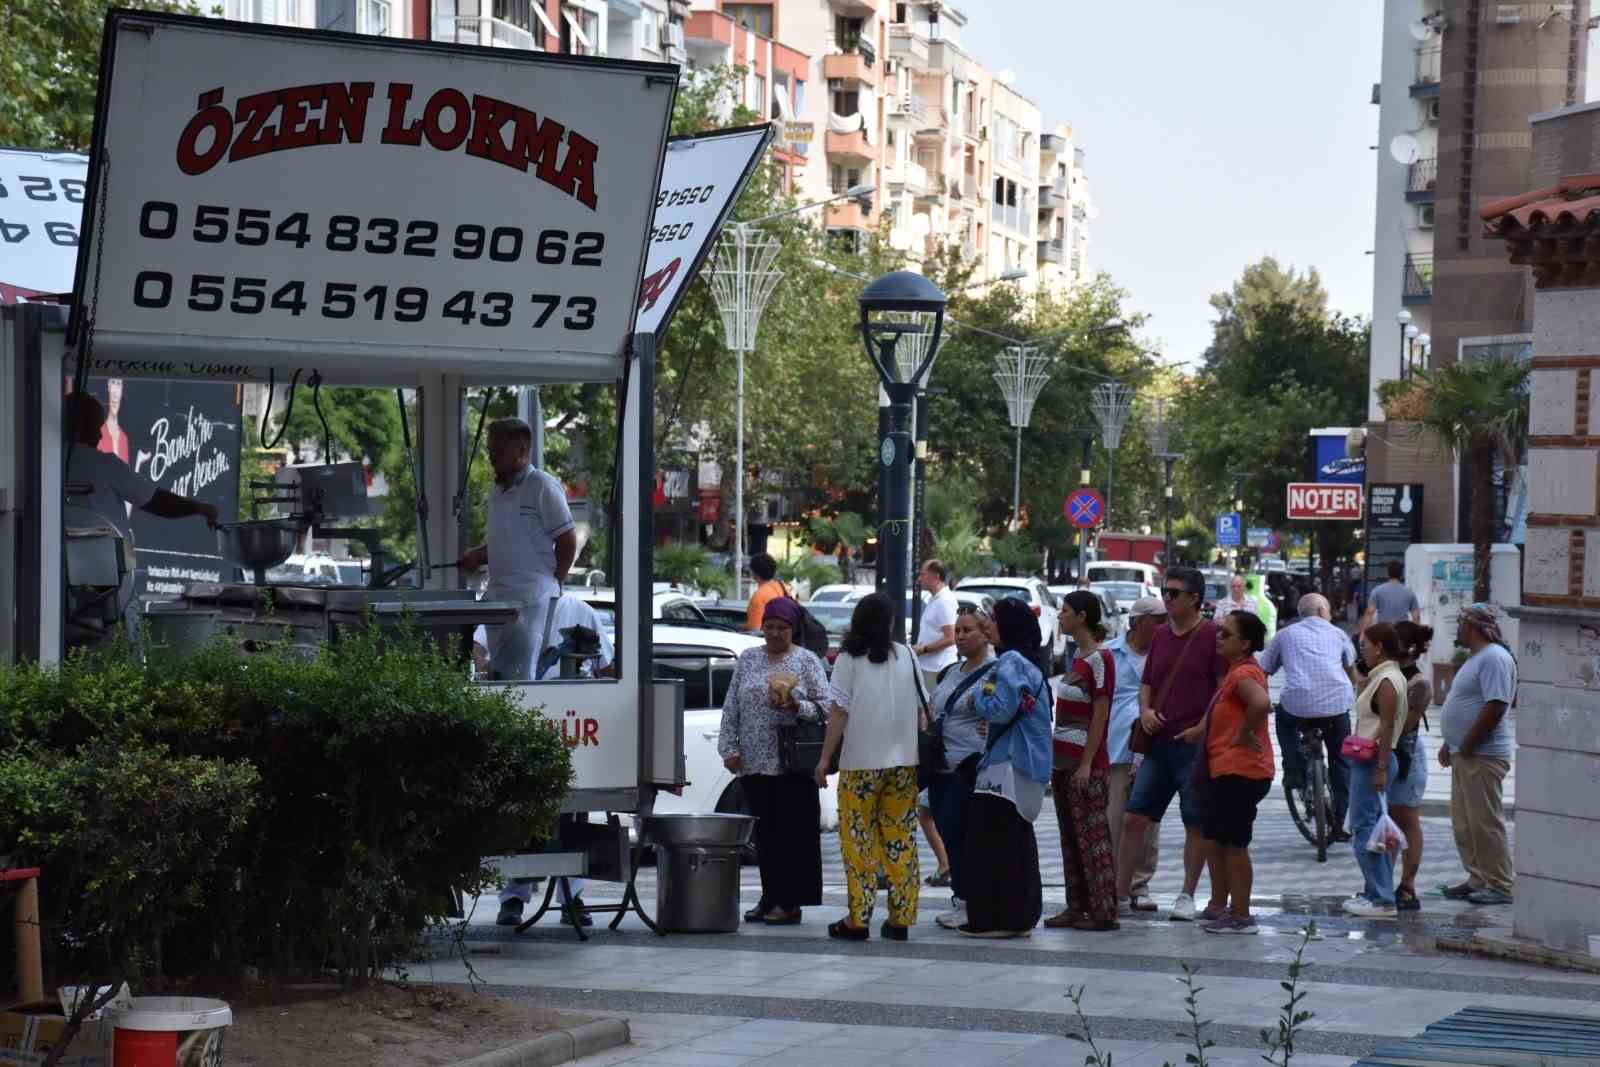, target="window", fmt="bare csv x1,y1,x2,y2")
832,87,860,117
283,0,300,24
640,6,663,52
227,0,273,20
488,0,548,48
360,0,390,35
724,2,773,36
560,4,598,55
895,2,907,23
753,74,767,117
835,14,864,51
830,165,862,194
